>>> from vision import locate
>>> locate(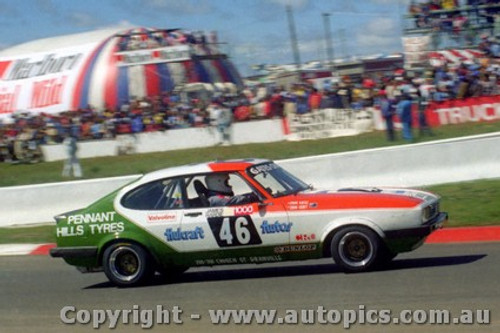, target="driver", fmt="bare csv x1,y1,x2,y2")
205,173,254,206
